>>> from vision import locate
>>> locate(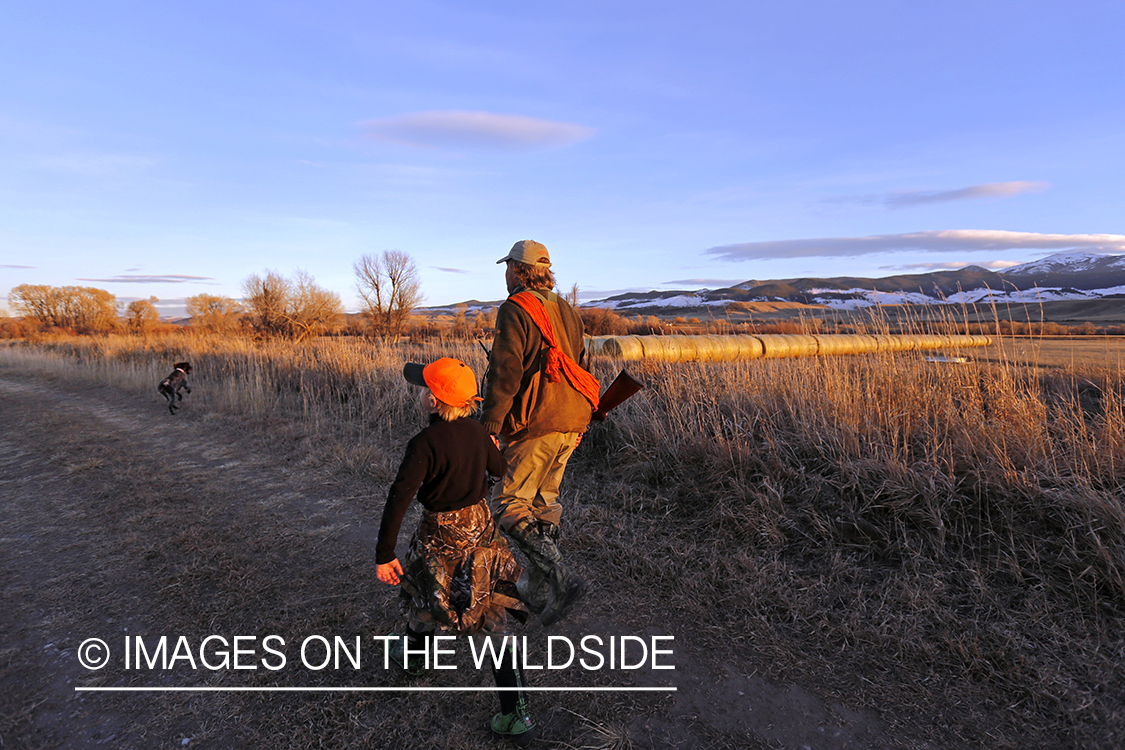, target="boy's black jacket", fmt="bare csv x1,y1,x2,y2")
375,415,505,564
